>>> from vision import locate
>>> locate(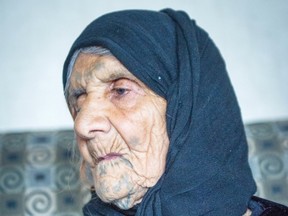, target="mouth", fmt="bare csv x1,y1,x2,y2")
87,143,123,165
98,153,122,162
